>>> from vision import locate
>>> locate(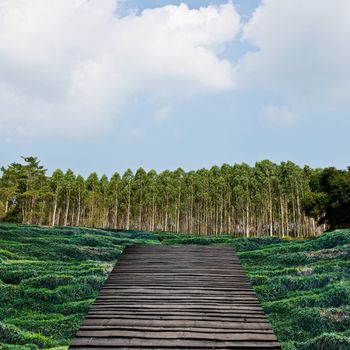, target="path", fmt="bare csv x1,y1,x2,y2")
69,245,281,349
